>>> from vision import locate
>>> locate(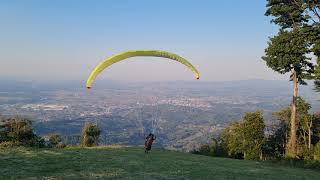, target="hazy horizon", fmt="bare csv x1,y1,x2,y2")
1,1,285,82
